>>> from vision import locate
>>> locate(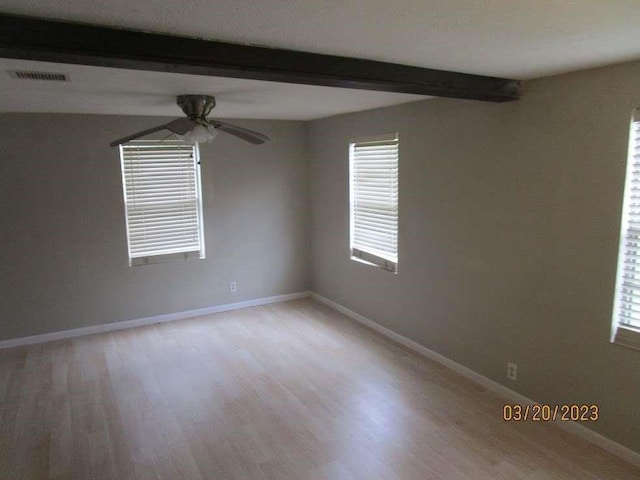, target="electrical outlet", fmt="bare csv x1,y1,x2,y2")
229,281,237,293
507,362,517,381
